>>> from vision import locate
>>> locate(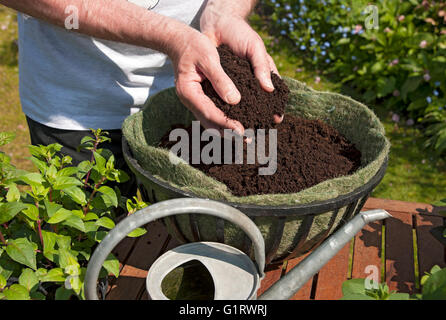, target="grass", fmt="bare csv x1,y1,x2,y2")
0,7,445,203
0,7,32,172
